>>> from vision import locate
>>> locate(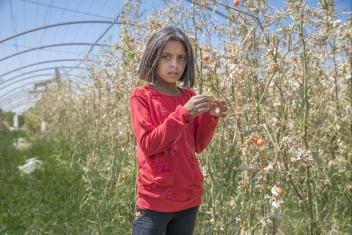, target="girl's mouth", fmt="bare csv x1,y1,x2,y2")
168,71,178,75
